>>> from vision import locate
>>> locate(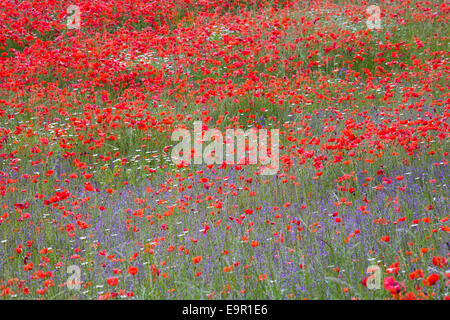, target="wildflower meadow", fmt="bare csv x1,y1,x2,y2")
0,0,449,301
